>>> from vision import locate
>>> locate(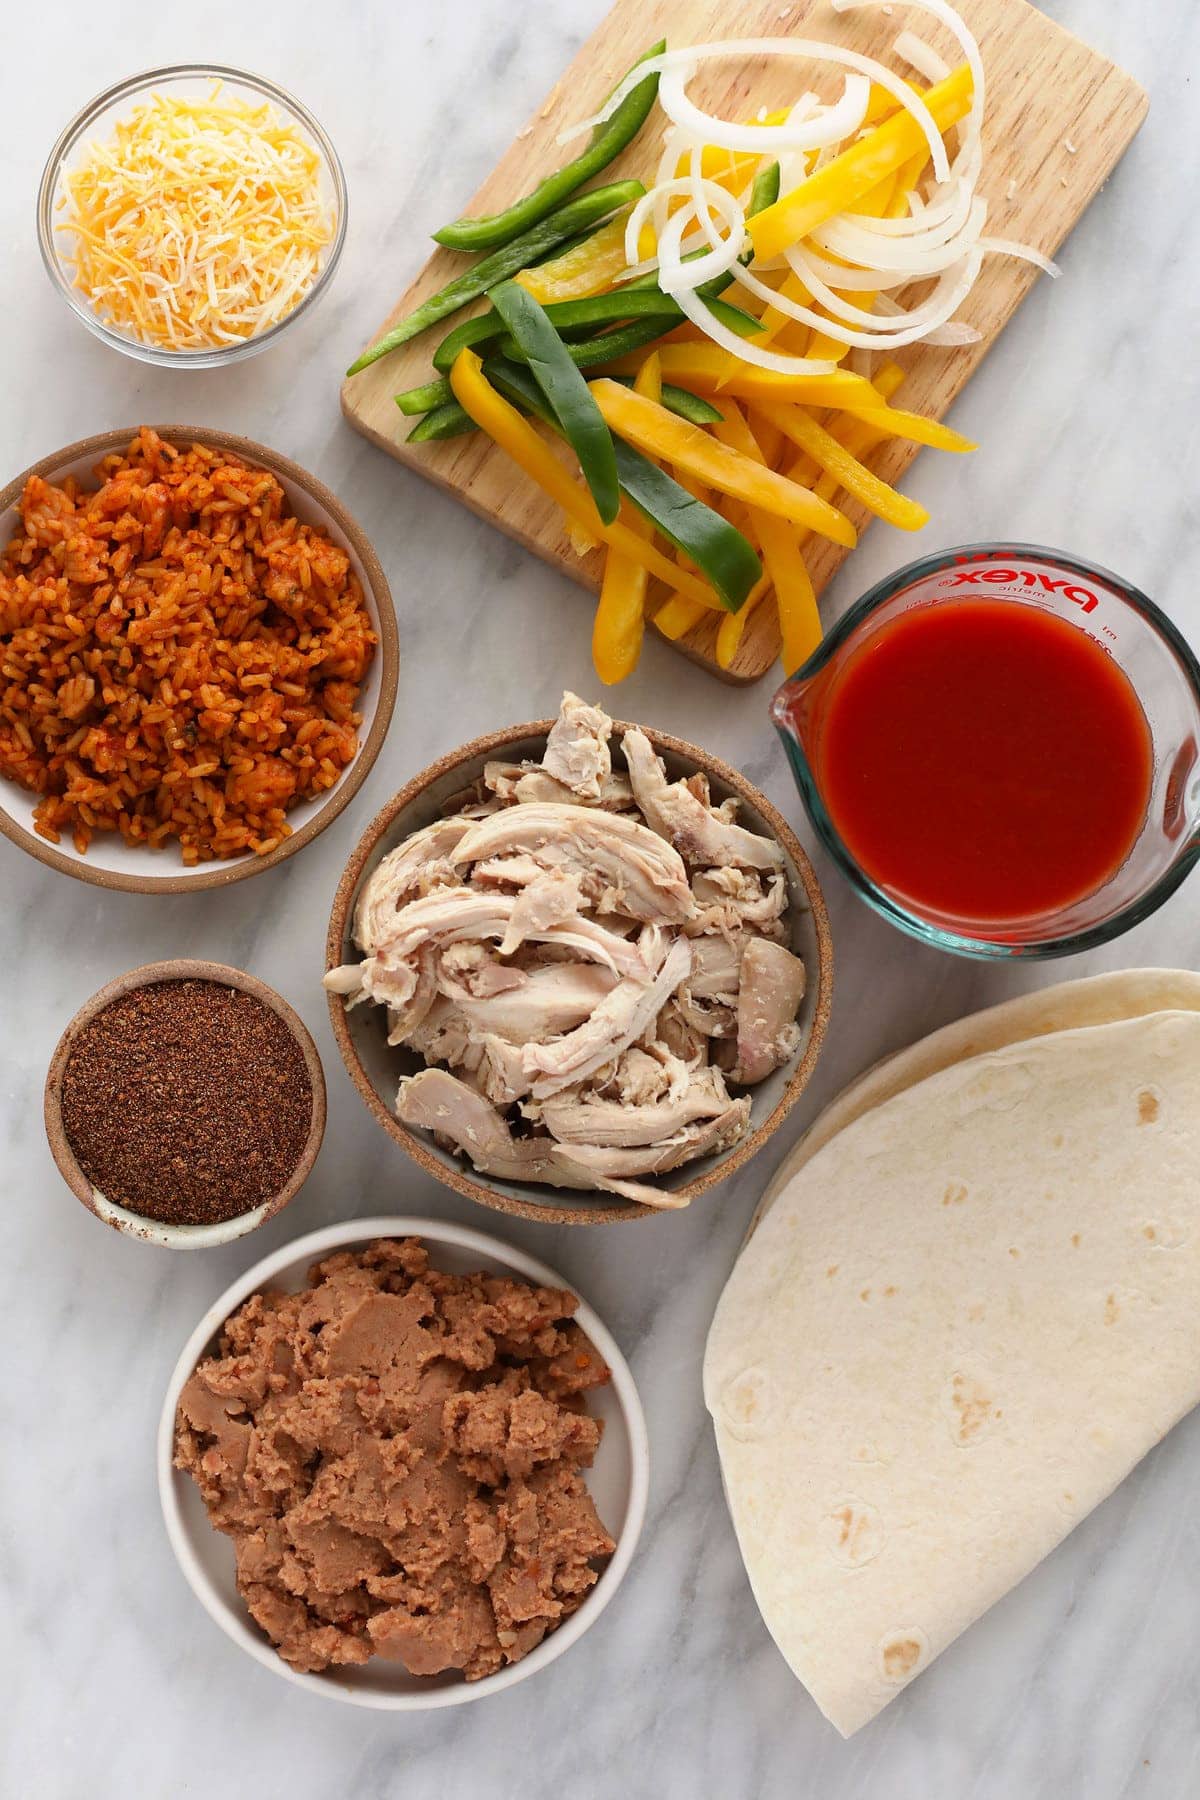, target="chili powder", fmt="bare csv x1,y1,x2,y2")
60,978,313,1226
